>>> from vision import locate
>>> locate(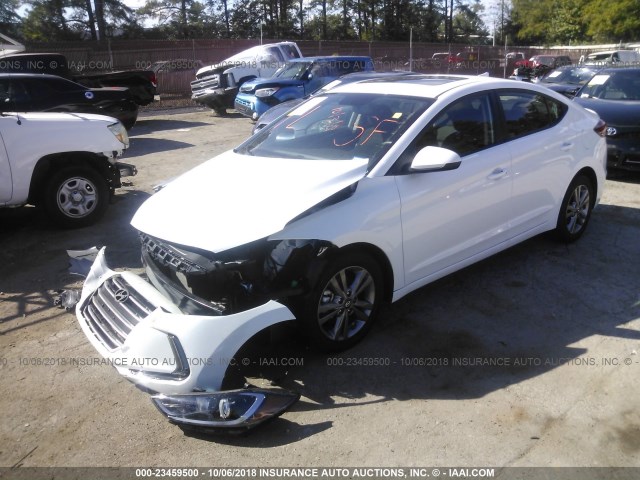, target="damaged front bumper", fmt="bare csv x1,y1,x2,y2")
75,247,299,432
